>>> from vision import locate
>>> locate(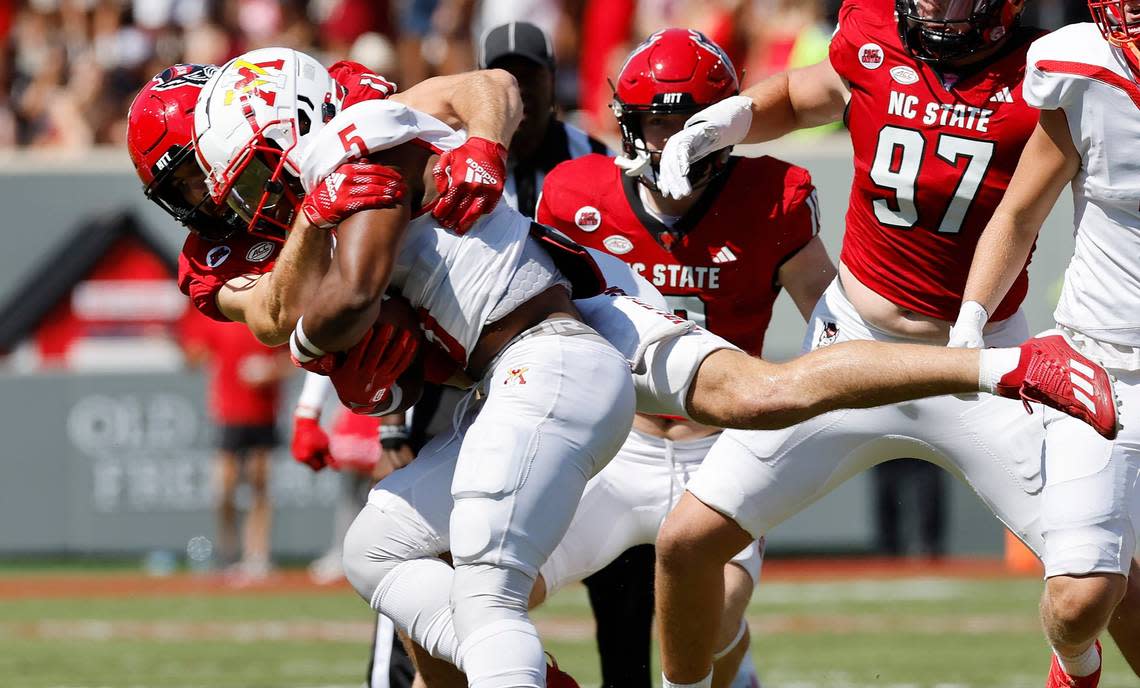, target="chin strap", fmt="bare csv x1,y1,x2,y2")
614,137,654,180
